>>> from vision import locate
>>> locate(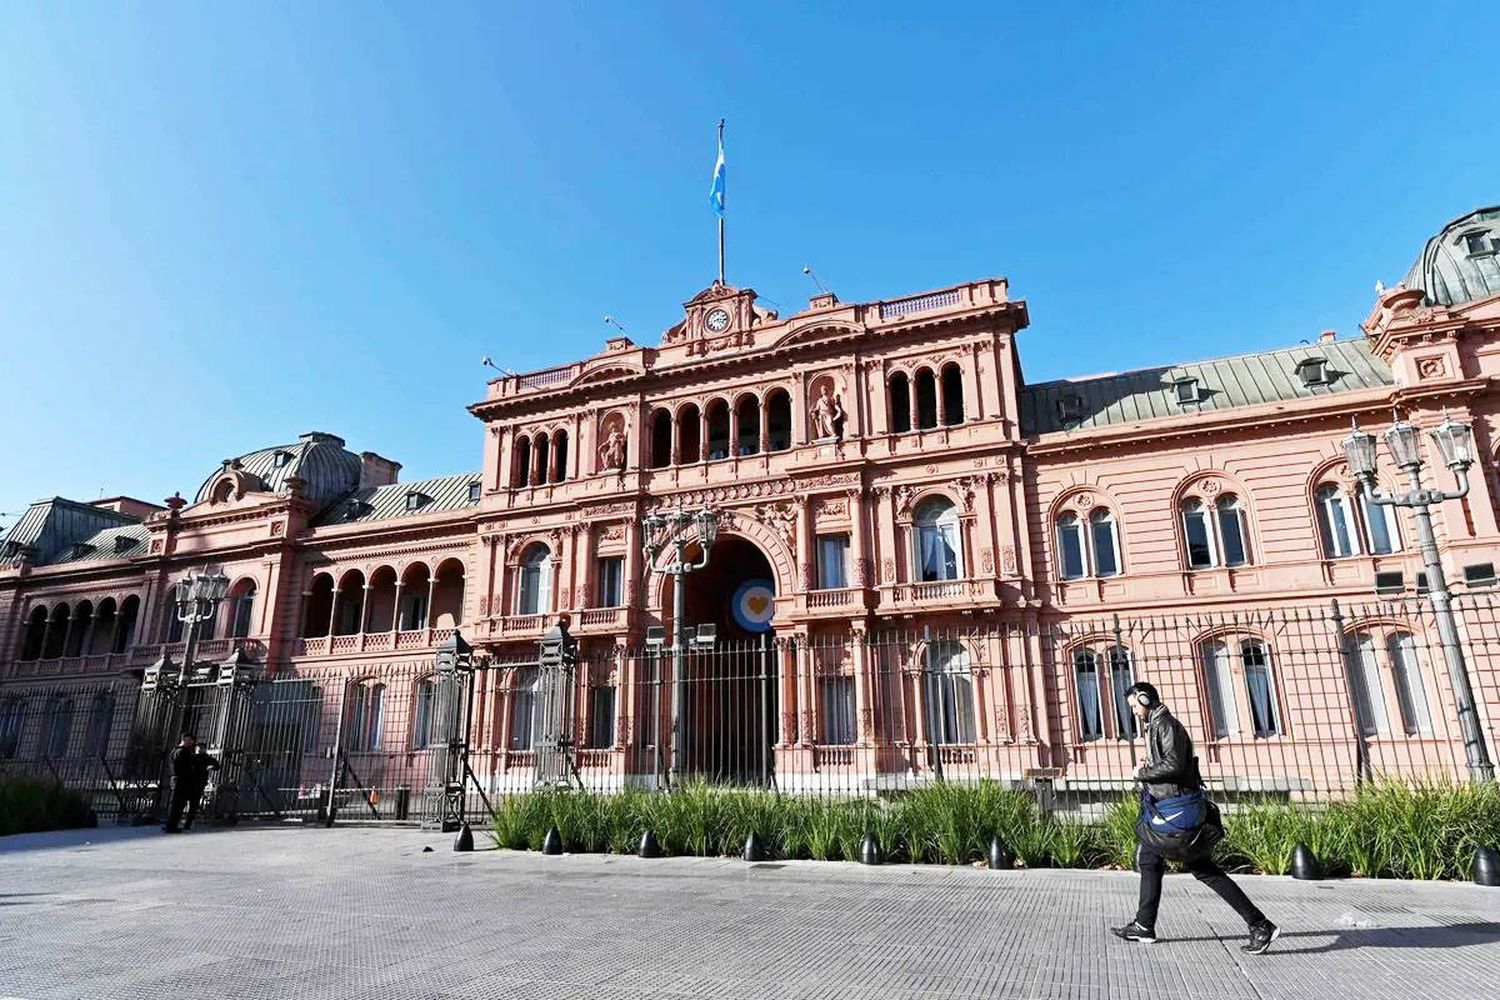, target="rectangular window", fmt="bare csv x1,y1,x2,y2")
1184,508,1215,568
597,557,625,607
1108,647,1137,739
231,594,255,639
1218,505,1248,567
412,681,436,748
1057,518,1086,580
918,523,961,581
588,685,615,749
1362,494,1398,555
821,676,856,745
817,535,849,590
1090,517,1119,577
1388,634,1431,735
926,645,975,744
1074,651,1102,742
1241,642,1279,737
1349,635,1389,736
510,668,538,750
1201,641,1238,738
